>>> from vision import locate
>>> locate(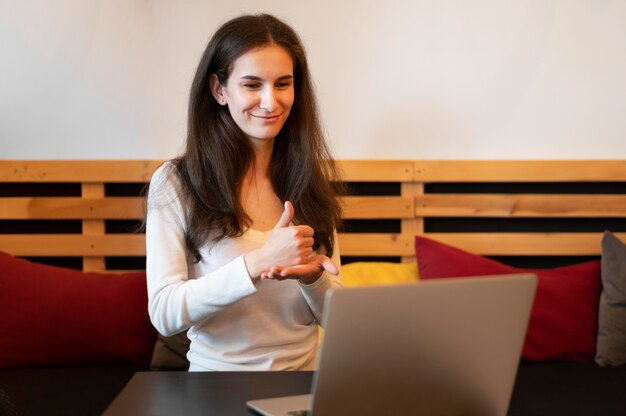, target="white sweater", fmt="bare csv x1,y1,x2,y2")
145,163,342,371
